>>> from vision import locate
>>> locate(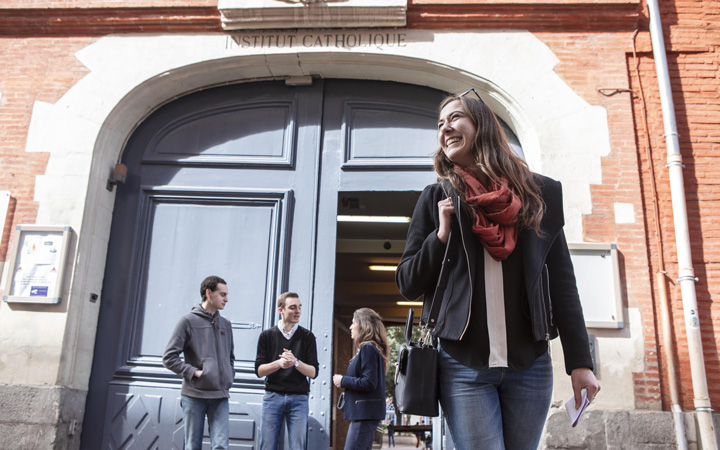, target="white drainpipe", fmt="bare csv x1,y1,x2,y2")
645,0,719,448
